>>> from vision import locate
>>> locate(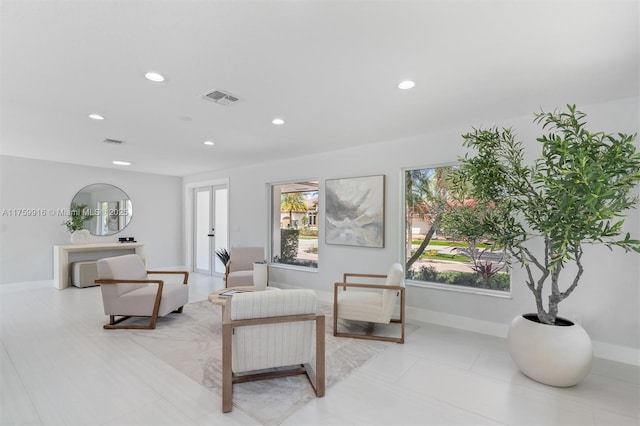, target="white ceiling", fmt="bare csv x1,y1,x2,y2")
1,0,638,177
